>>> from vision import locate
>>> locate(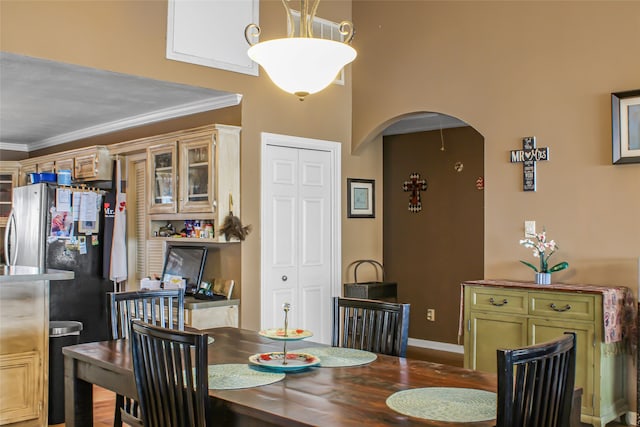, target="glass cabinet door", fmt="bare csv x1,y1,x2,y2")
148,143,178,214
179,139,213,213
